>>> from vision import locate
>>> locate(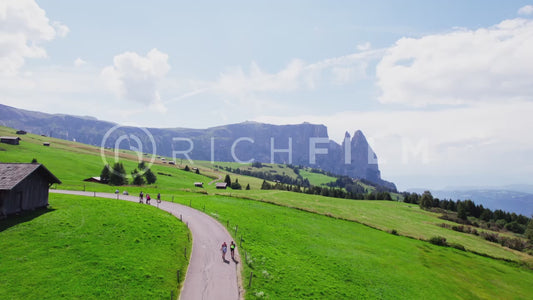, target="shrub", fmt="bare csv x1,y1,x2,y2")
449,243,466,251
480,232,499,243
429,236,448,246
390,229,398,235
